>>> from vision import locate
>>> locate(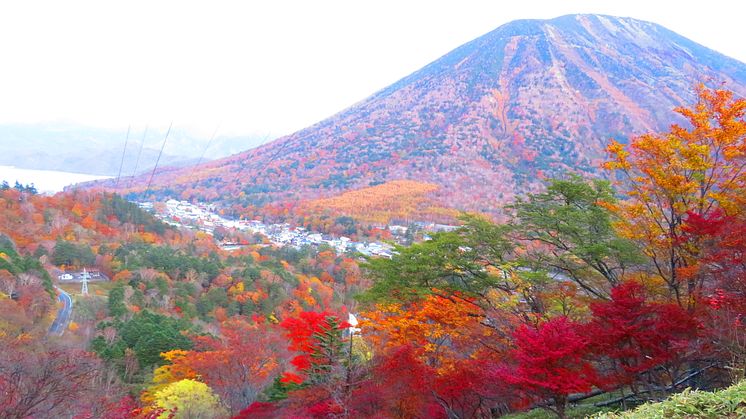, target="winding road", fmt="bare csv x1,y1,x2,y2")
48,287,72,336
